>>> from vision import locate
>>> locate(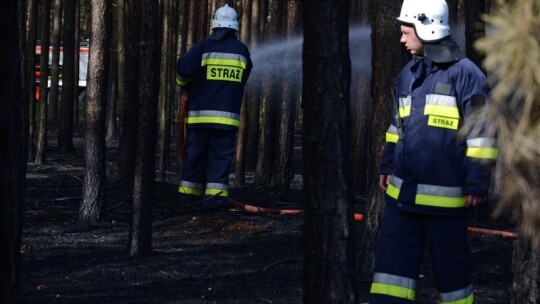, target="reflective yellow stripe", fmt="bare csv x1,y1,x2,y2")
386,132,399,143
204,188,228,197
466,147,499,159
386,183,400,199
176,76,191,86
425,104,460,119
399,96,412,117
370,282,416,300
186,116,240,127
415,194,465,208
425,94,460,119
178,186,204,196
202,58,247,69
